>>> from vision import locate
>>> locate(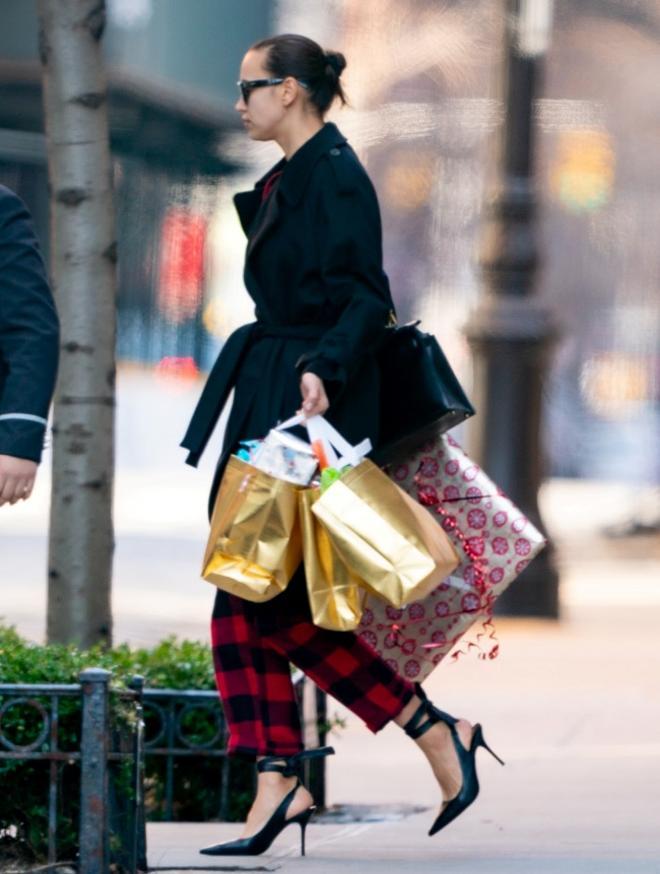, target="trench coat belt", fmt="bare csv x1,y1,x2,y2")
180,320,327,467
